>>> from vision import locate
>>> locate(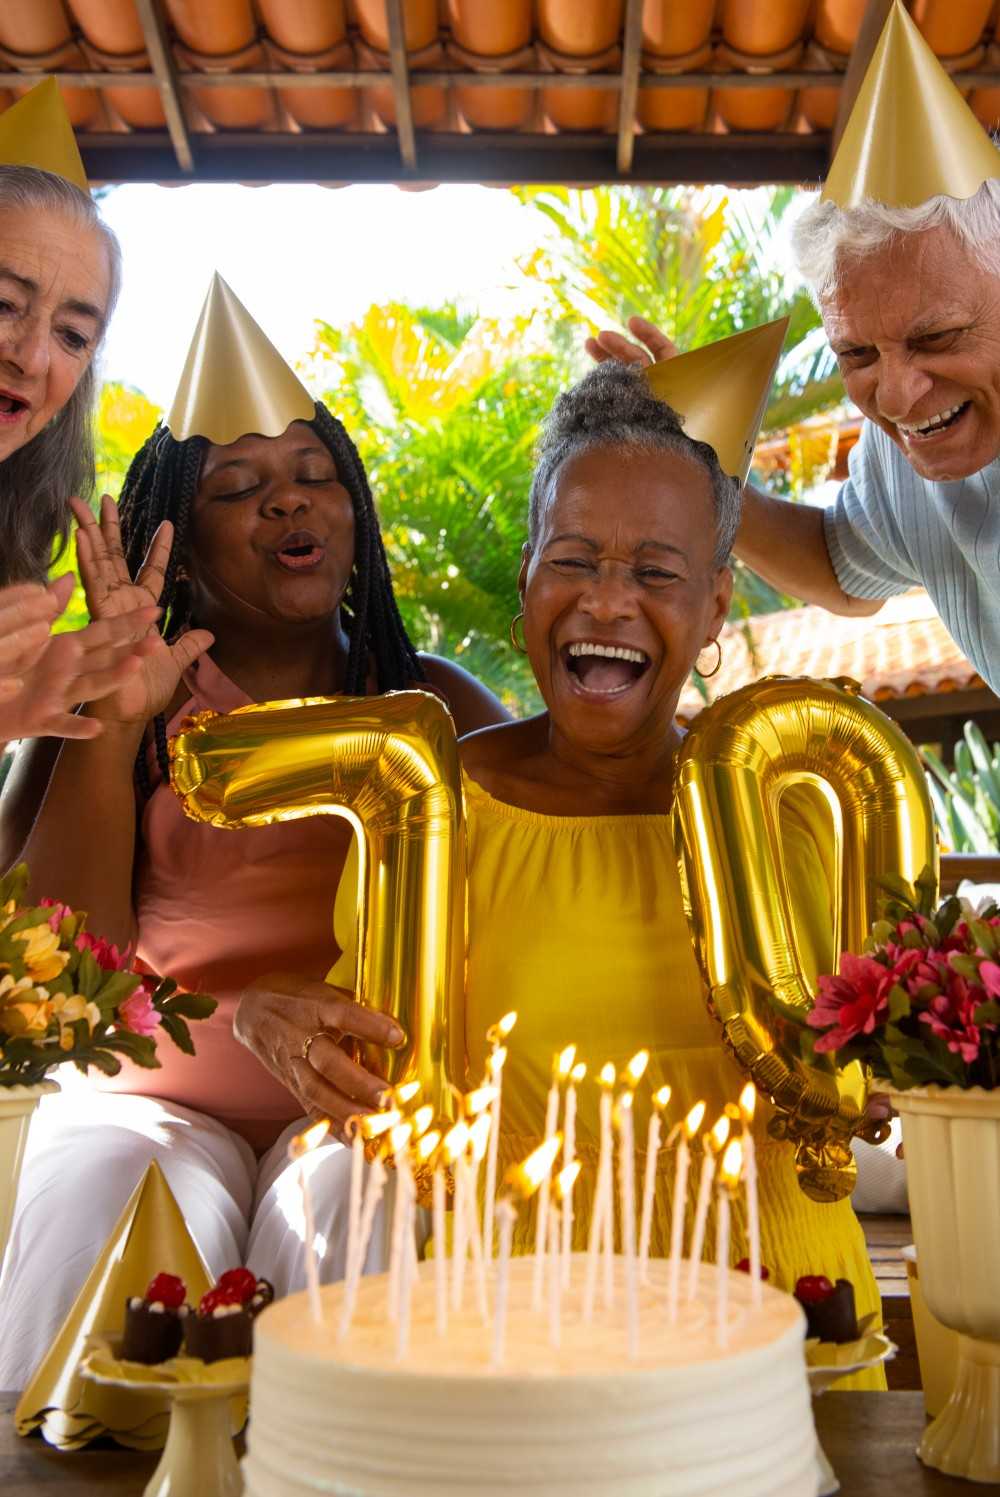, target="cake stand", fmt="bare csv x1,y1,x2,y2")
806,1318,896,1495
81,1344,249,1497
